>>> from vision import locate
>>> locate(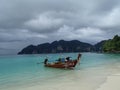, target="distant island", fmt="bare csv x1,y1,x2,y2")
18,35,120,54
